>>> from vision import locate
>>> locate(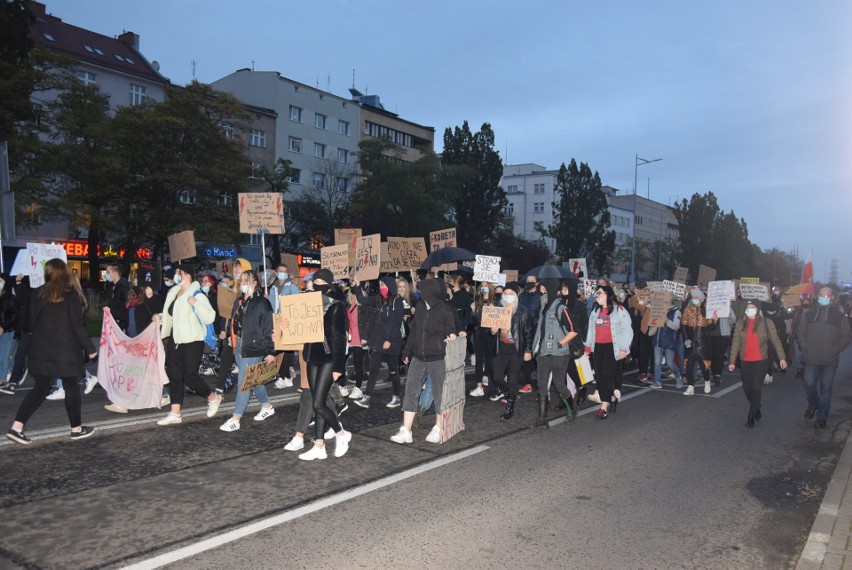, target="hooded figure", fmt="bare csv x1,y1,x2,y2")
418,278,444,308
